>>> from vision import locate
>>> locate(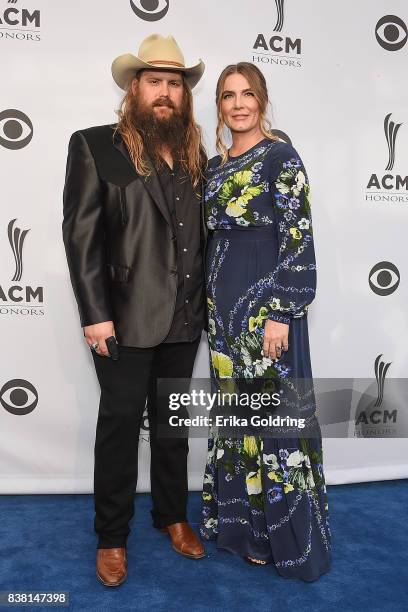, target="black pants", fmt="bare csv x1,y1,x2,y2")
91,337,200,548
